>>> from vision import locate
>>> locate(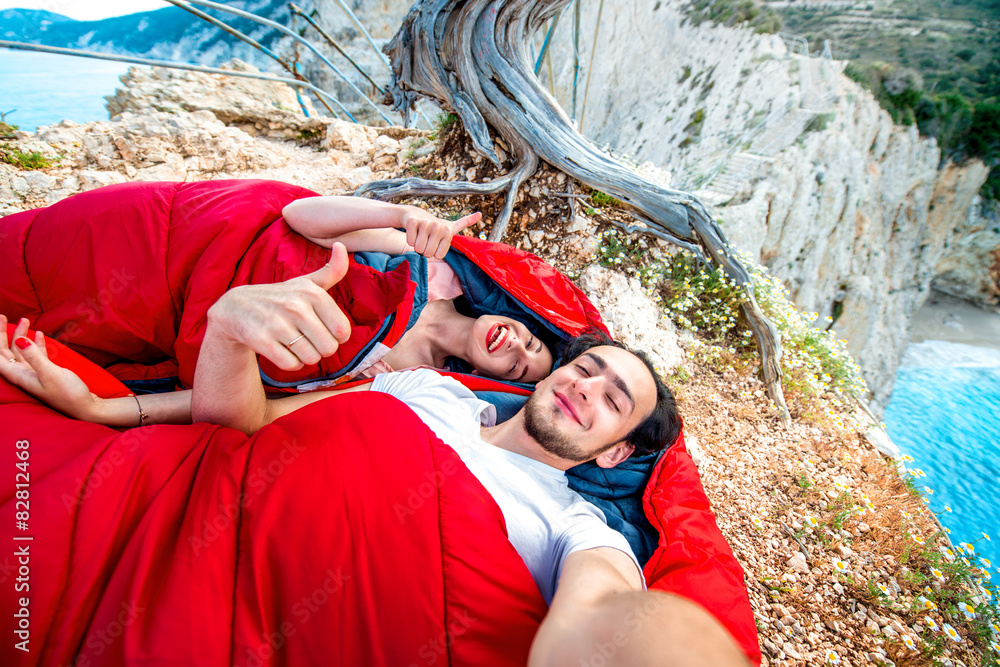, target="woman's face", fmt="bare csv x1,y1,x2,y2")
469,316,554,383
